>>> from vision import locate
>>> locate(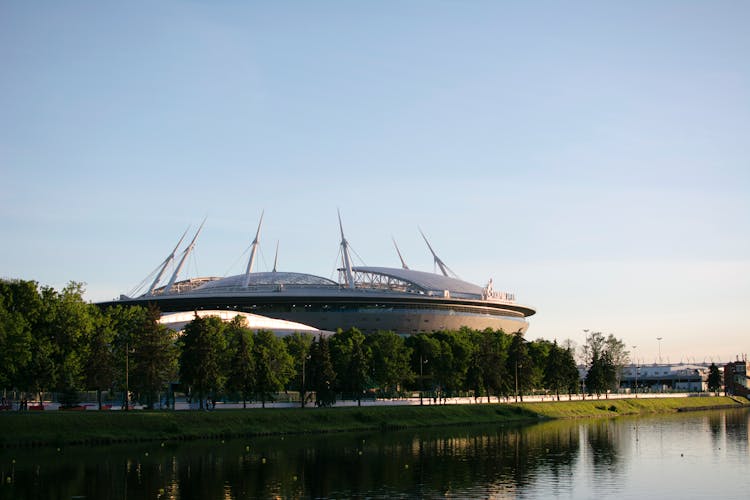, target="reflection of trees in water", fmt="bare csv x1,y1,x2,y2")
585,419,623,473
707,411,724,447
0,421,581,499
